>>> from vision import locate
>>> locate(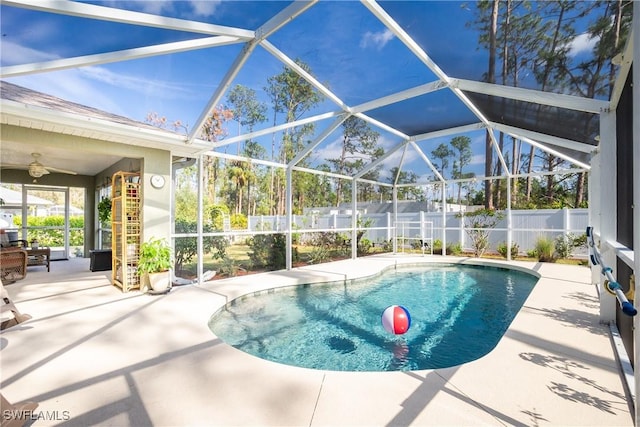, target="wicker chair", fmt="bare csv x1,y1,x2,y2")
1,247,27,284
